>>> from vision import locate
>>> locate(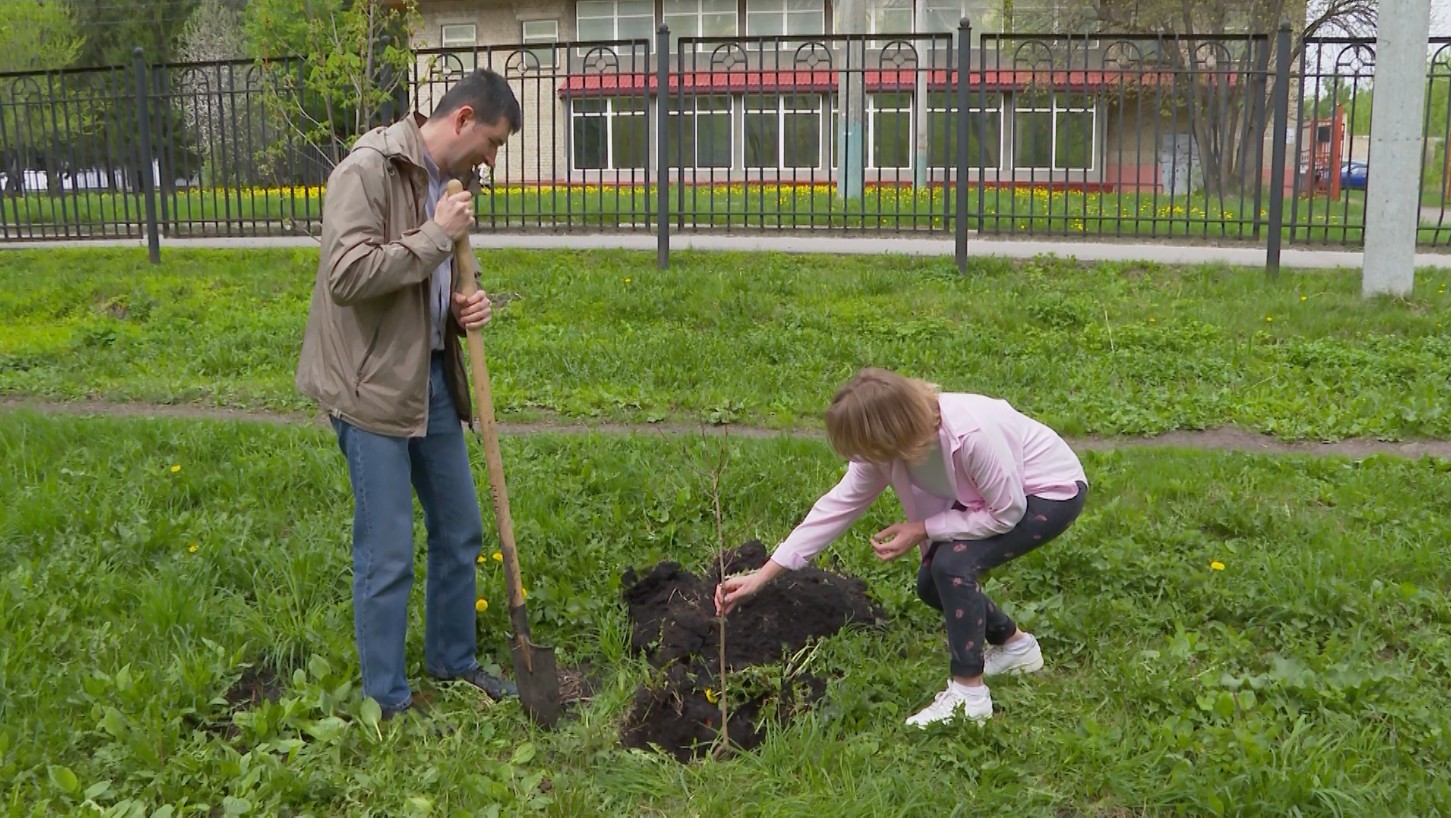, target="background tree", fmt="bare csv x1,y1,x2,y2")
0,0,84,194
66,0,202,68
176,0,266,187
53,0,210,193
1053,0,1379,196
243,0,420,173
